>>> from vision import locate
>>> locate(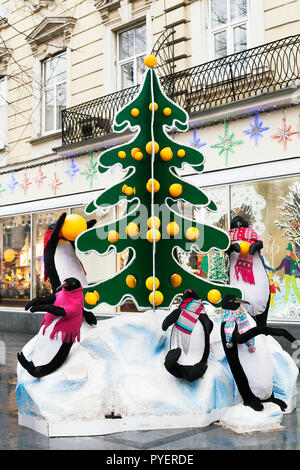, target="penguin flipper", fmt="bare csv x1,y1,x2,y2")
25,294,56,311
162,308,181,331
29,305,66,316
198,314,213,335
164,348,208,382
83,309,97,326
